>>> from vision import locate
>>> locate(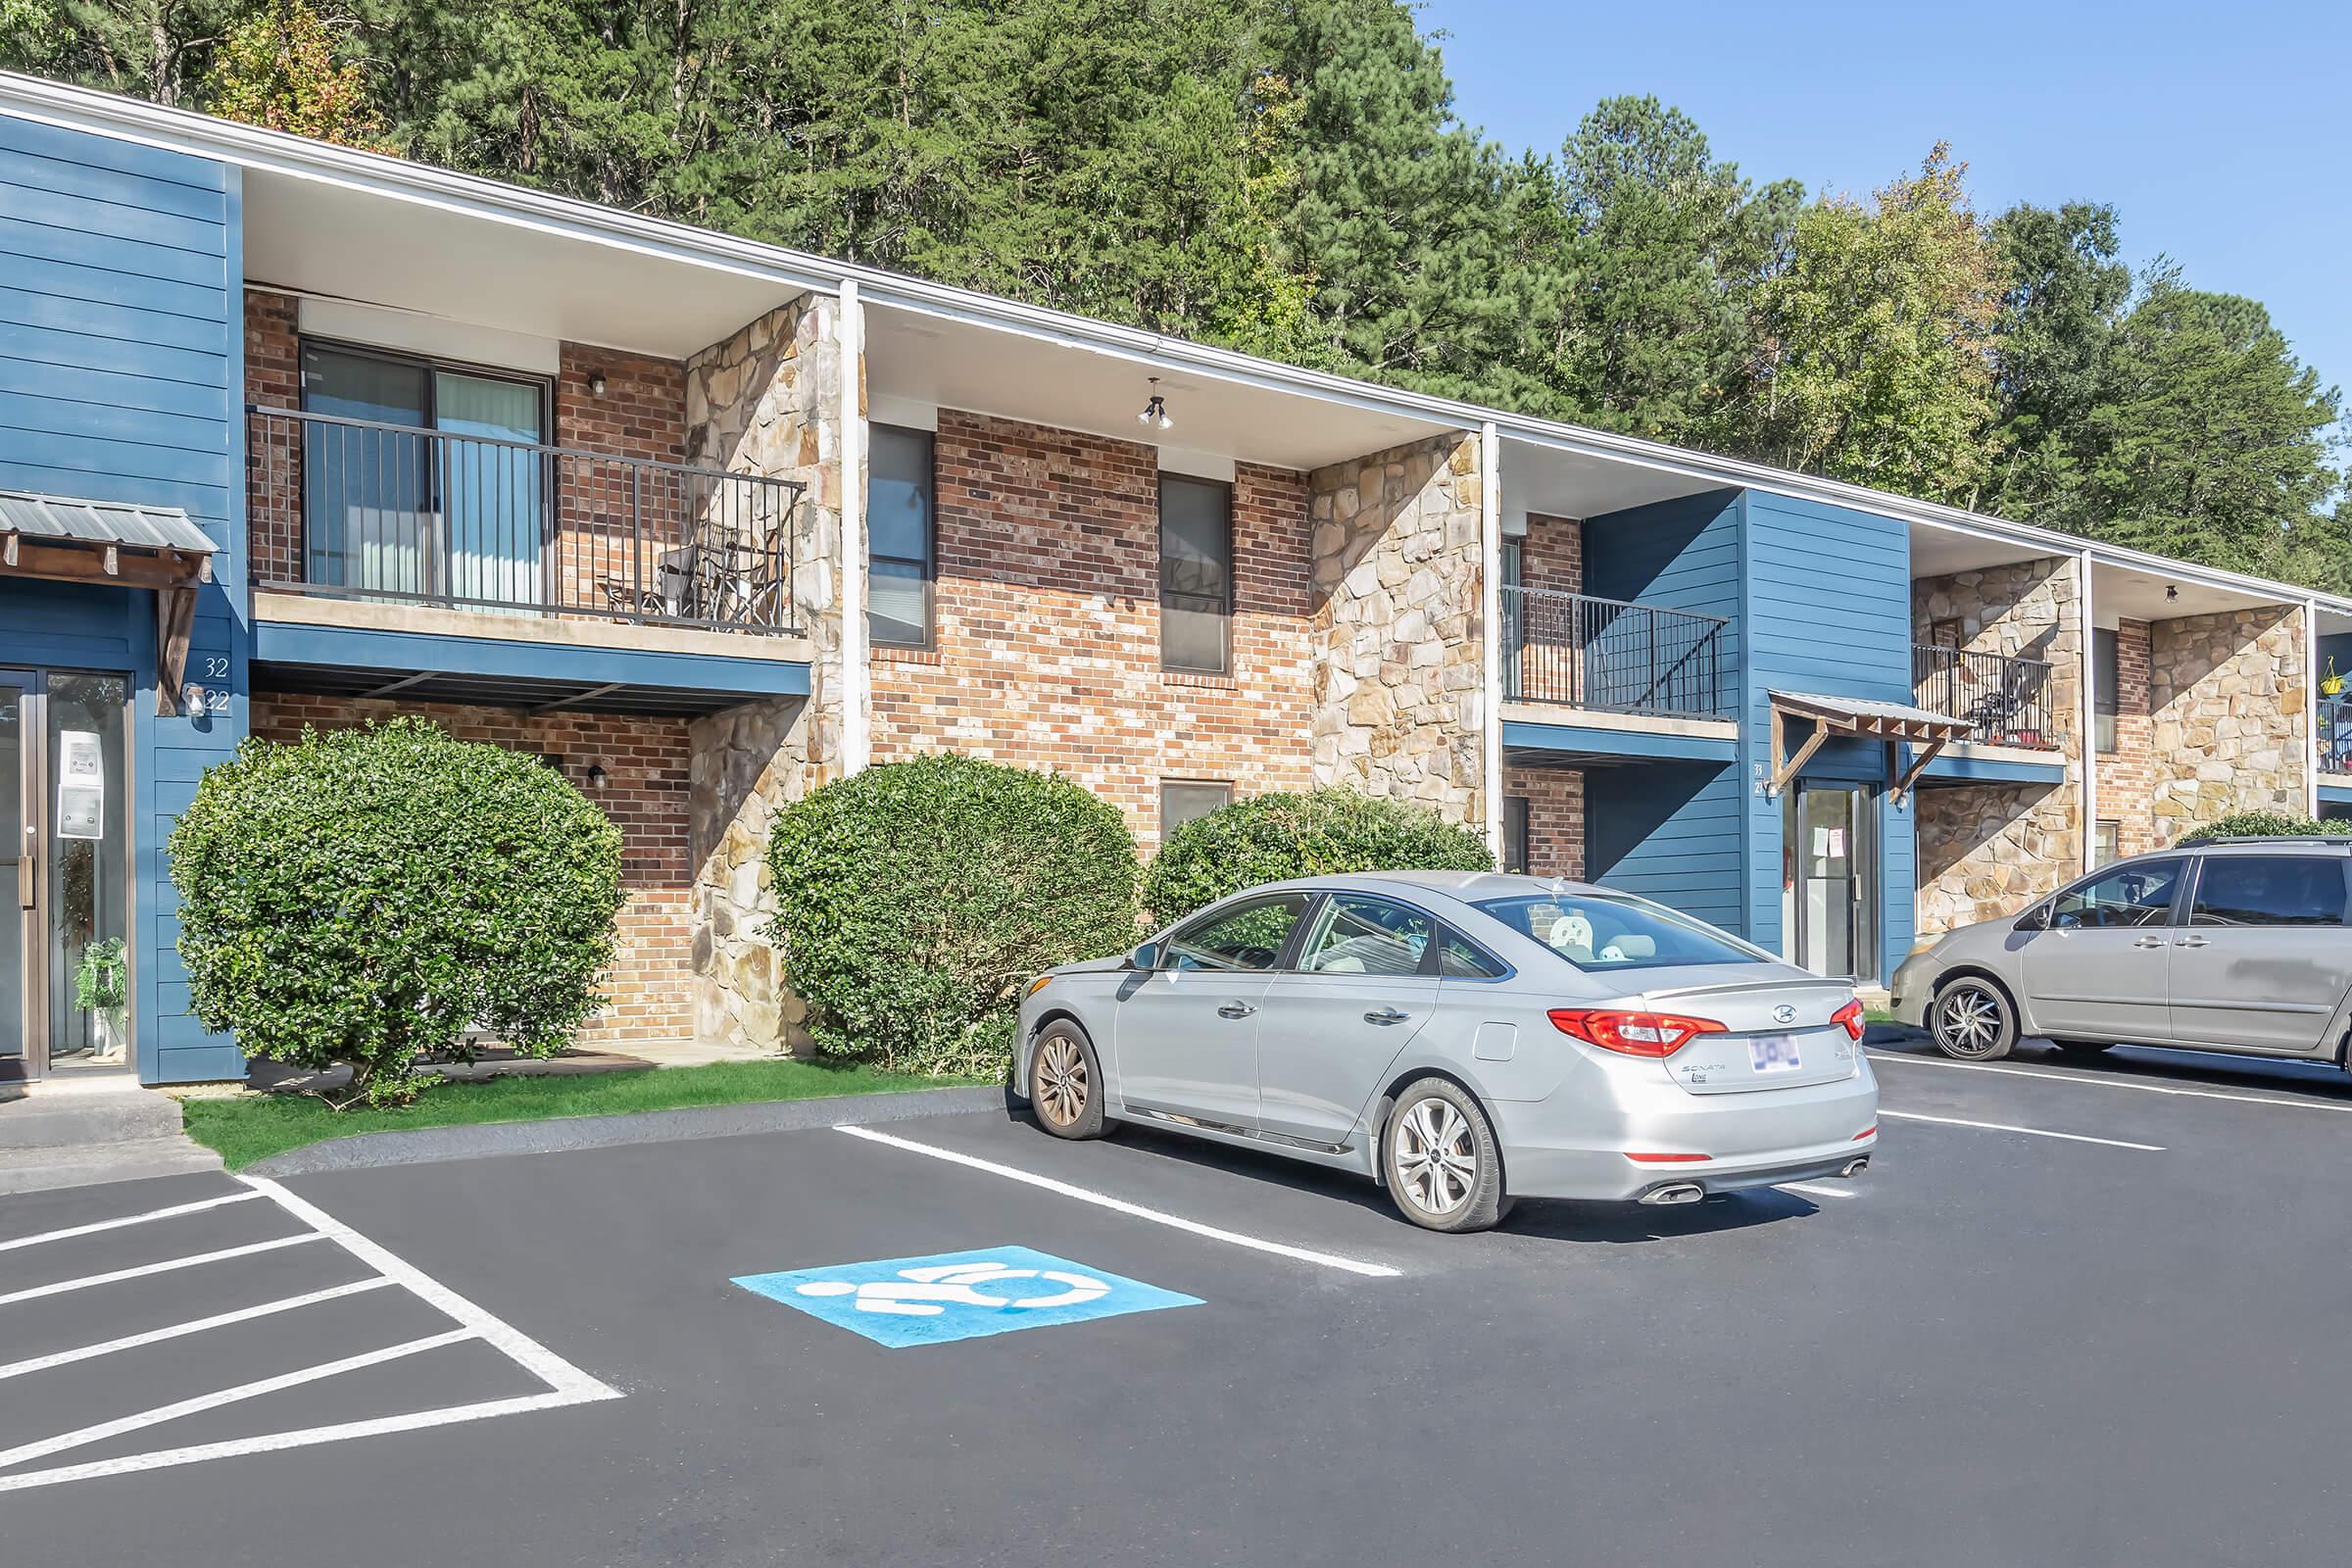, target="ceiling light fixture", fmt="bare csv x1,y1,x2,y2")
1137,377,1171,431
